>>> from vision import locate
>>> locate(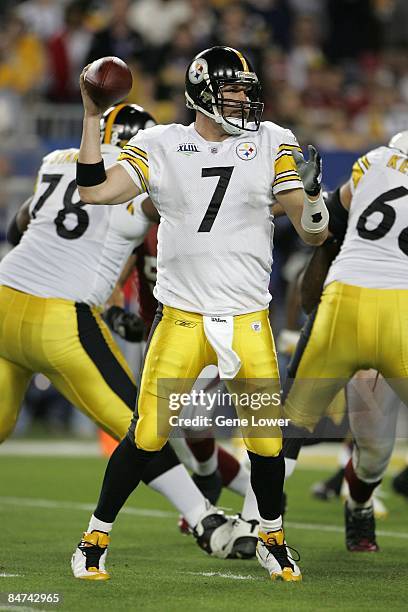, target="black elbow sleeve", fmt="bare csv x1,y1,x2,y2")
325,188,349,241
76,160,106,187
6,214,23,246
